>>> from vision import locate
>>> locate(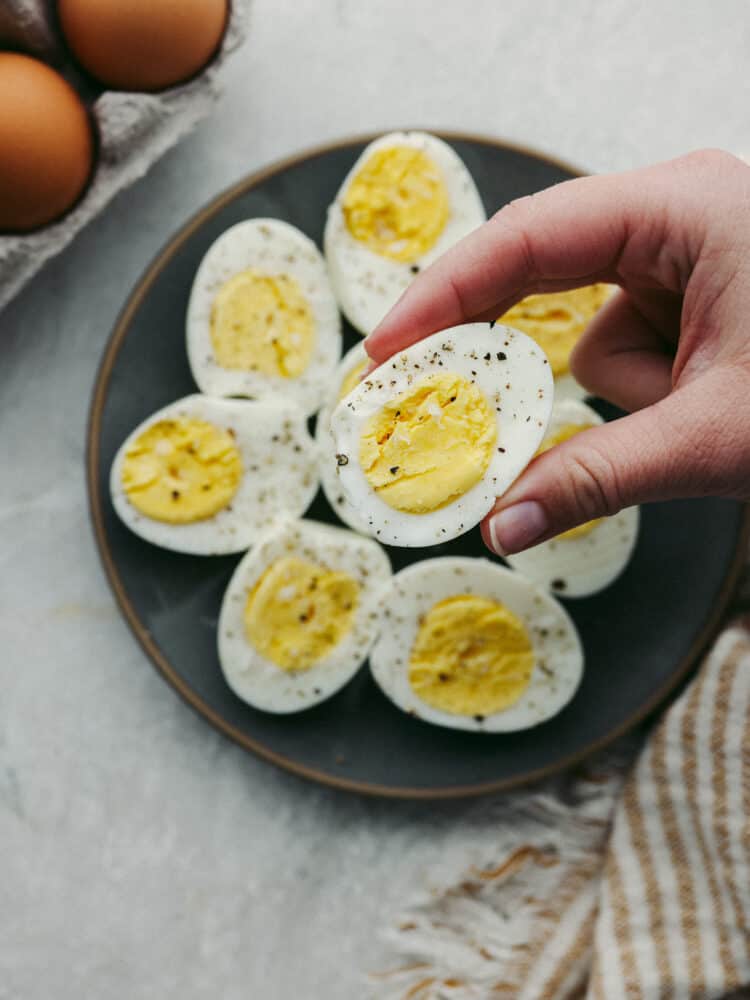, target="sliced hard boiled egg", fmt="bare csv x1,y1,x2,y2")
315,341,372,533
505,399,640,597
110,395,318,555
218,518,392,713
329,323,554,547
499,284,615,402
324,131,486,335
186,219,342,416
370,556,583,732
